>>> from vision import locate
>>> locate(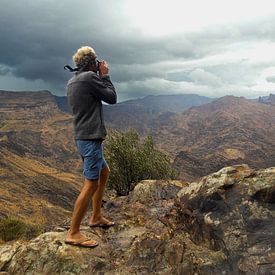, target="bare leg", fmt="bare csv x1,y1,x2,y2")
89,165,114,225
66,178,99,244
